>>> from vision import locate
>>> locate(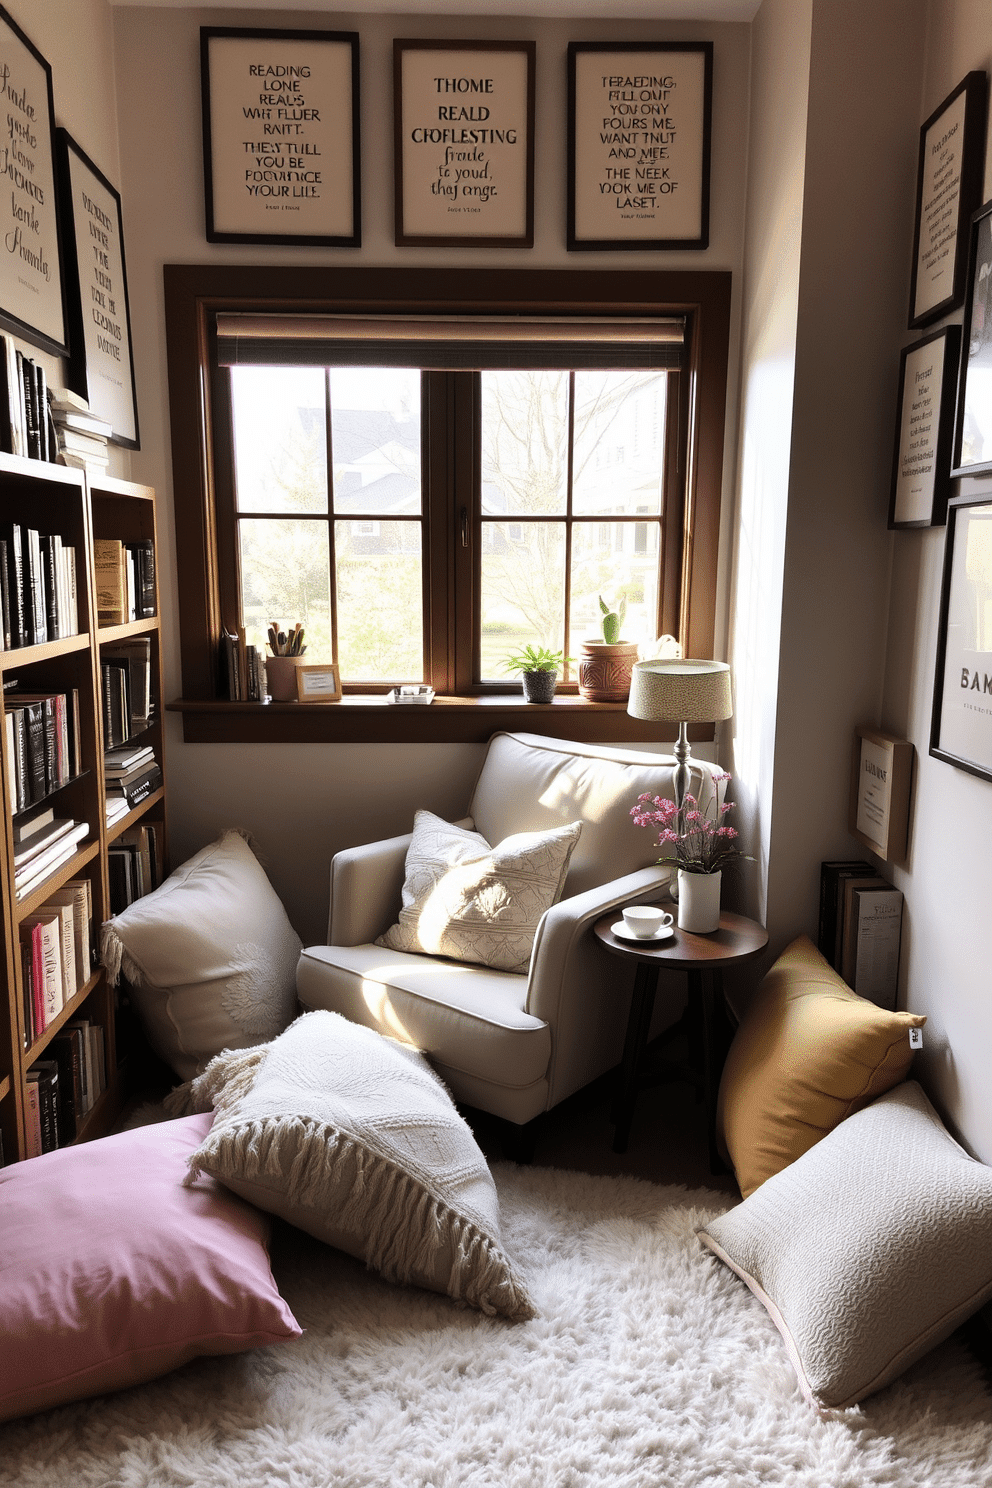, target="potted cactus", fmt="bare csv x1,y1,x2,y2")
501,644,571,704
578,595,639,702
